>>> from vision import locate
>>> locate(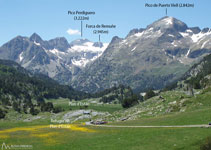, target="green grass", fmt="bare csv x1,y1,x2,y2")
112,108,211,126
1,100,211,150
0,88,211,150
0,122,210,150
